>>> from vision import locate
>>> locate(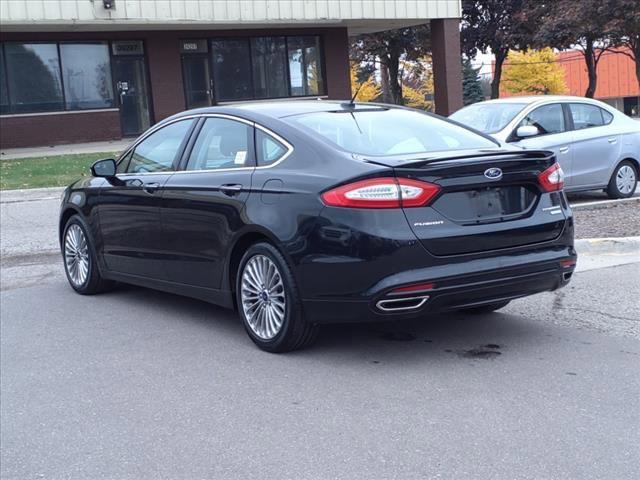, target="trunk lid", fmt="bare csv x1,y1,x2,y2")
379,150,567,256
